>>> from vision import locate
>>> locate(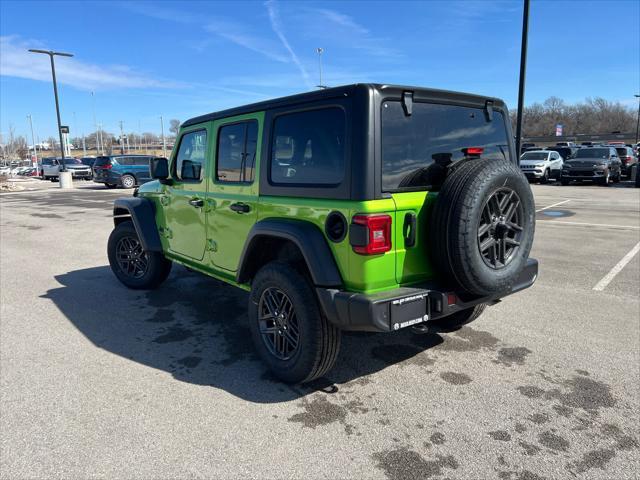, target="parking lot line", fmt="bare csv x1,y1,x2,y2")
593,241,640,291
535,199,570,212
539,220,640,230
